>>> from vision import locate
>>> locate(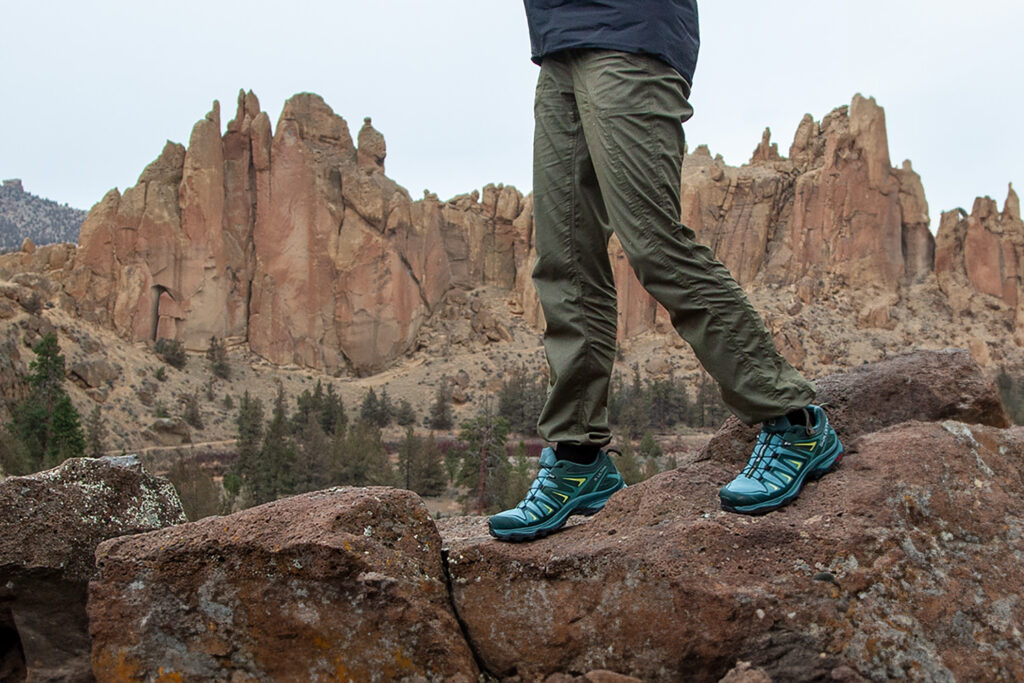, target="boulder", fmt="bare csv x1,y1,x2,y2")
69,357,121,389
89,487,478,682
443,419,1024,681
700,348,1010,467
0,456,186,683
440,353,1023,681
147,417,191,446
